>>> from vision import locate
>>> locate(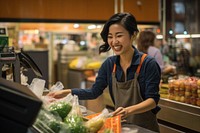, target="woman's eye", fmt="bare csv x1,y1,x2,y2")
108,36,112,39
117,35,123,38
